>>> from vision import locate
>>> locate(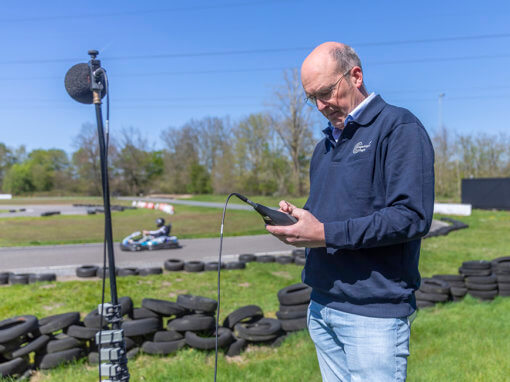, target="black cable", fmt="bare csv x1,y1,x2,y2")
214,193,238,382
97,69,110,382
